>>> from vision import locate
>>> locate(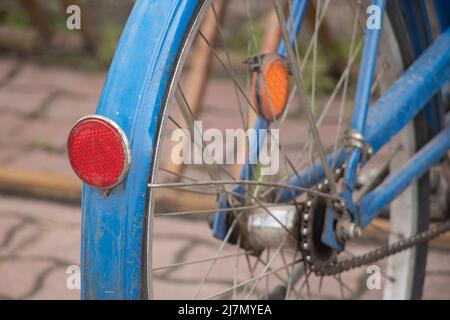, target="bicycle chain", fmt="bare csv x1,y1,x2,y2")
316,220,450,276
299,166,450,276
